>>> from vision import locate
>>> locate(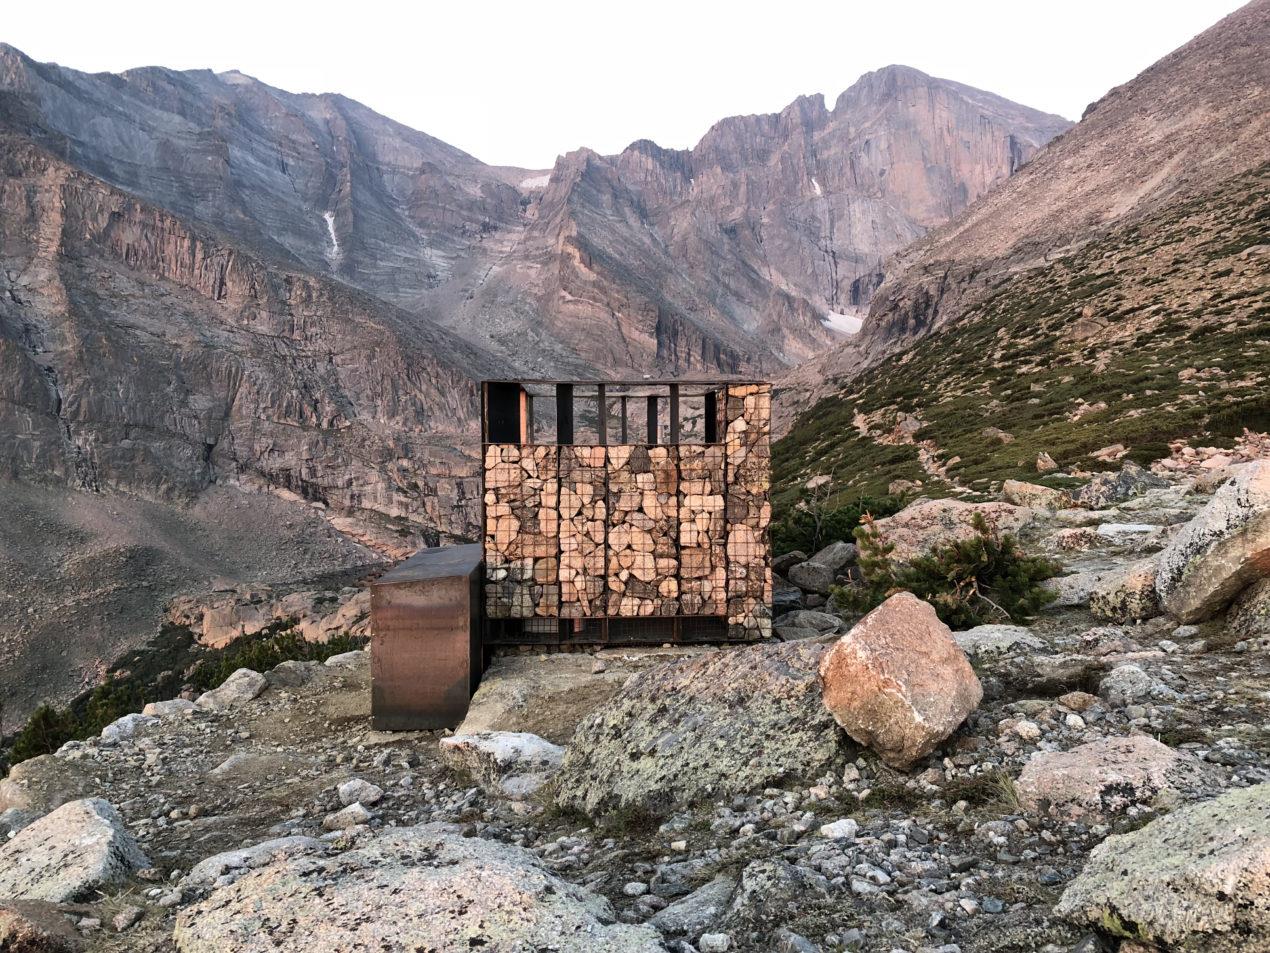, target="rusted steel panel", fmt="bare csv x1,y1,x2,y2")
371,543,482,730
